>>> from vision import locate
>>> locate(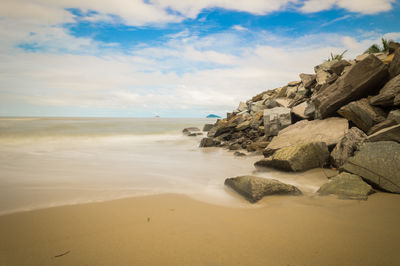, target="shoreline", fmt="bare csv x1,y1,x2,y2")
1,192,400,265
